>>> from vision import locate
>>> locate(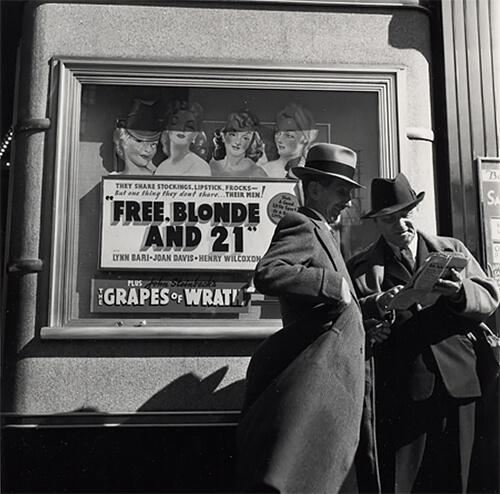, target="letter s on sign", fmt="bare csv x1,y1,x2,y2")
487,189,500,206
160,288,170,305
